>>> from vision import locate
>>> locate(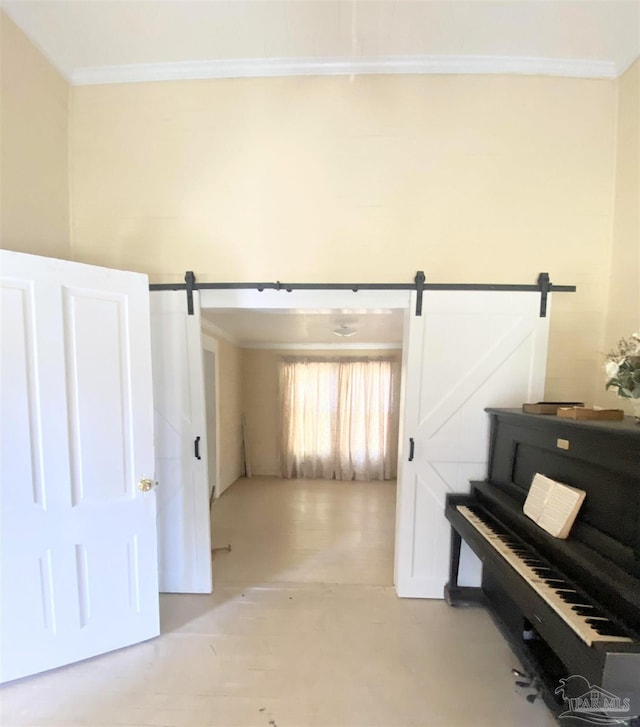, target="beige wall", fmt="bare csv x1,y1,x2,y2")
70,74,618,403
214,337,244,494
242,348,280,477
242,348,402,476
597,60,640,412
1,21,631,407
0,12,70,258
